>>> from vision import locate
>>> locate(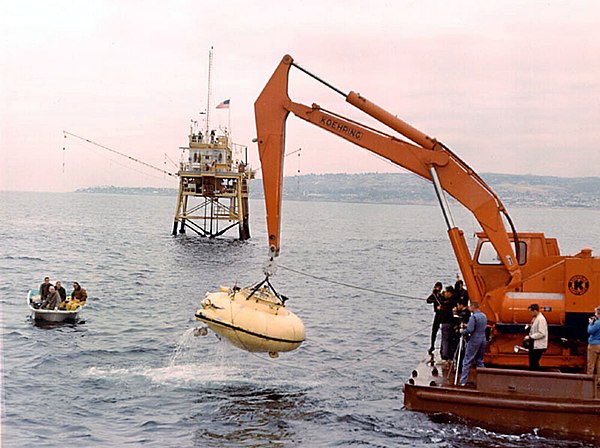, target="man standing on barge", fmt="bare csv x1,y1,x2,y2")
459,302,487,386
426,282,444,355
587,306,600,379
524,303,548,371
